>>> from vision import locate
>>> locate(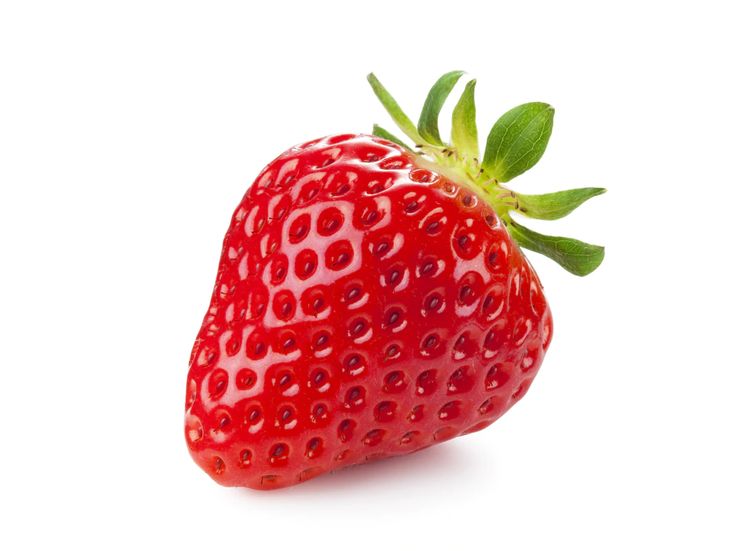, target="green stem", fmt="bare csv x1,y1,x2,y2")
367,71,605,276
